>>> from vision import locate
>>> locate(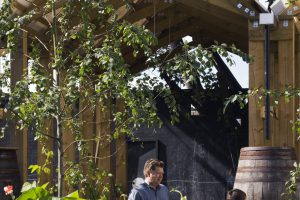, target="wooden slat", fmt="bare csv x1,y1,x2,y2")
277,19,294,148
13,0,47,15
248,39,265,146
277,40,292,147
270,43,279,147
